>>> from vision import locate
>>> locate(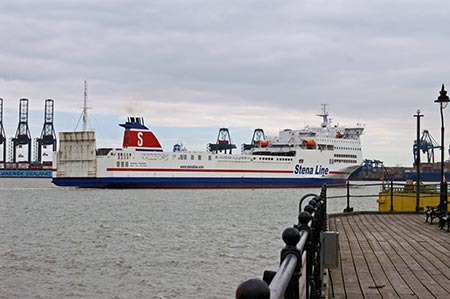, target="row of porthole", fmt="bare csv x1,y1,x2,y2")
334,159,358,164
257,157,293,162
334,154,358,159
116,161,129,167
334,147,361,151
142,154,168,160
117,152,132,160
177,155,215,161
